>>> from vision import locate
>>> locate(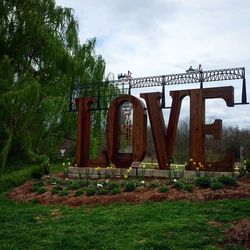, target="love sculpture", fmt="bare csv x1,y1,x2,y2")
72,67,248,172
